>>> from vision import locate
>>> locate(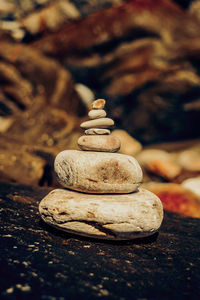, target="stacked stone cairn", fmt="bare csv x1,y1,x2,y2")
39,99,163,240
